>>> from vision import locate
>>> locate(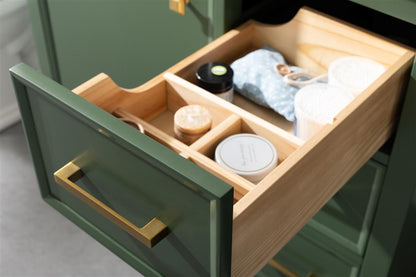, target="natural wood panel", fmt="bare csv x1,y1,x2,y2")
113,108,188,154
251,8,406,75
112,108,254,201
190,114,242,157
168,23,256,83
73,73,167,120
233,94,294,134
164,73,302,161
